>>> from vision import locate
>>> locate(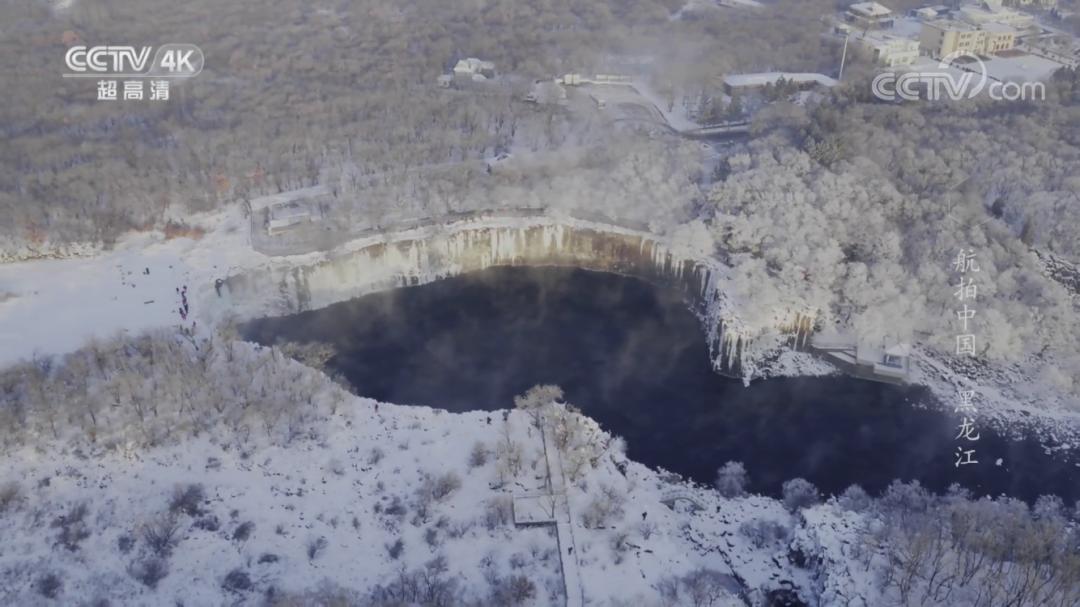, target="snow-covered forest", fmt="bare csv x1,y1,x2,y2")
0,0,846,253
702,73,1080,409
